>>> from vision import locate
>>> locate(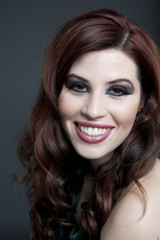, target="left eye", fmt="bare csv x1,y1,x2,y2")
73,84,87,92
65,80,89,93
105,86,133,96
